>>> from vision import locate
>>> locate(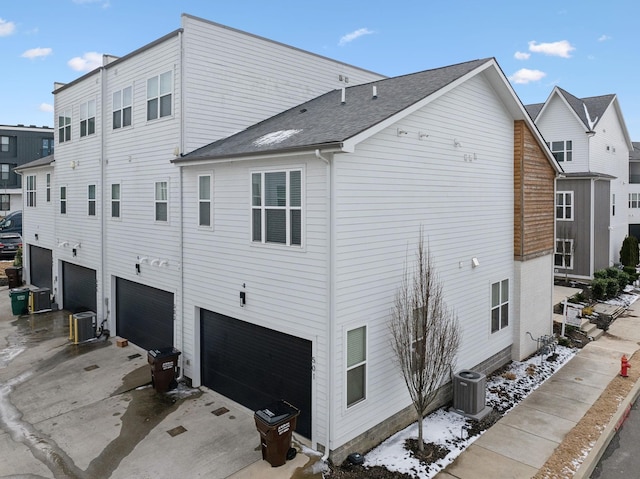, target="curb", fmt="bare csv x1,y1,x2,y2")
573,374,640,478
